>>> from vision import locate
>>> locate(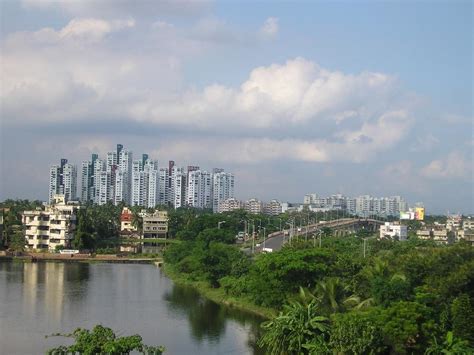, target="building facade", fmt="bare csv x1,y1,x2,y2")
23,195,79,251
379,222,407,241
49,159,77,204
142,210,168,239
